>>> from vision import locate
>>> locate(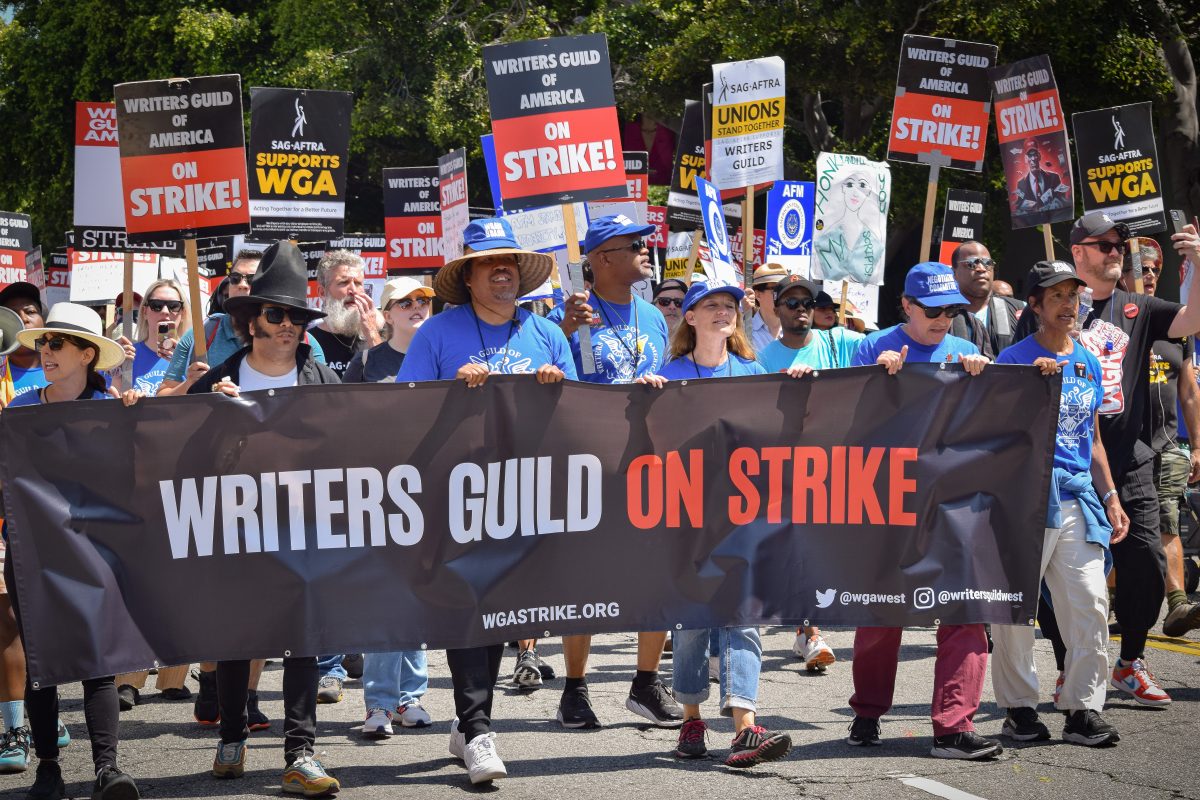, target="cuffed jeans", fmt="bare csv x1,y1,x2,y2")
363,650,428,712
849,623,988,736
317,653,348,682
992,499,1109,711
672,627,762,715
218,657,317,764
